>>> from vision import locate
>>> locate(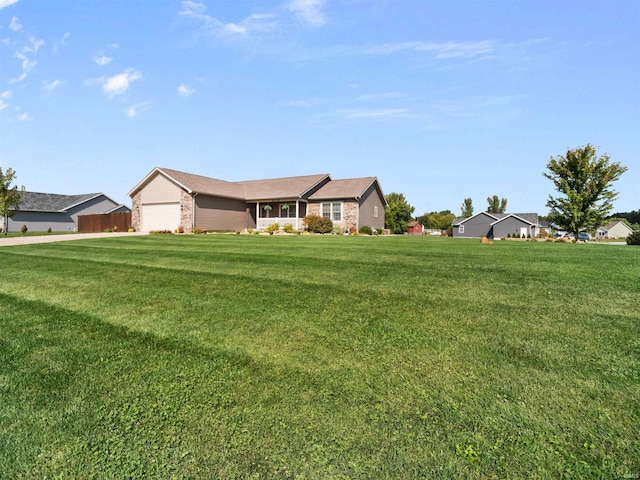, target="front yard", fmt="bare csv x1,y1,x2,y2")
0,235,638,478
